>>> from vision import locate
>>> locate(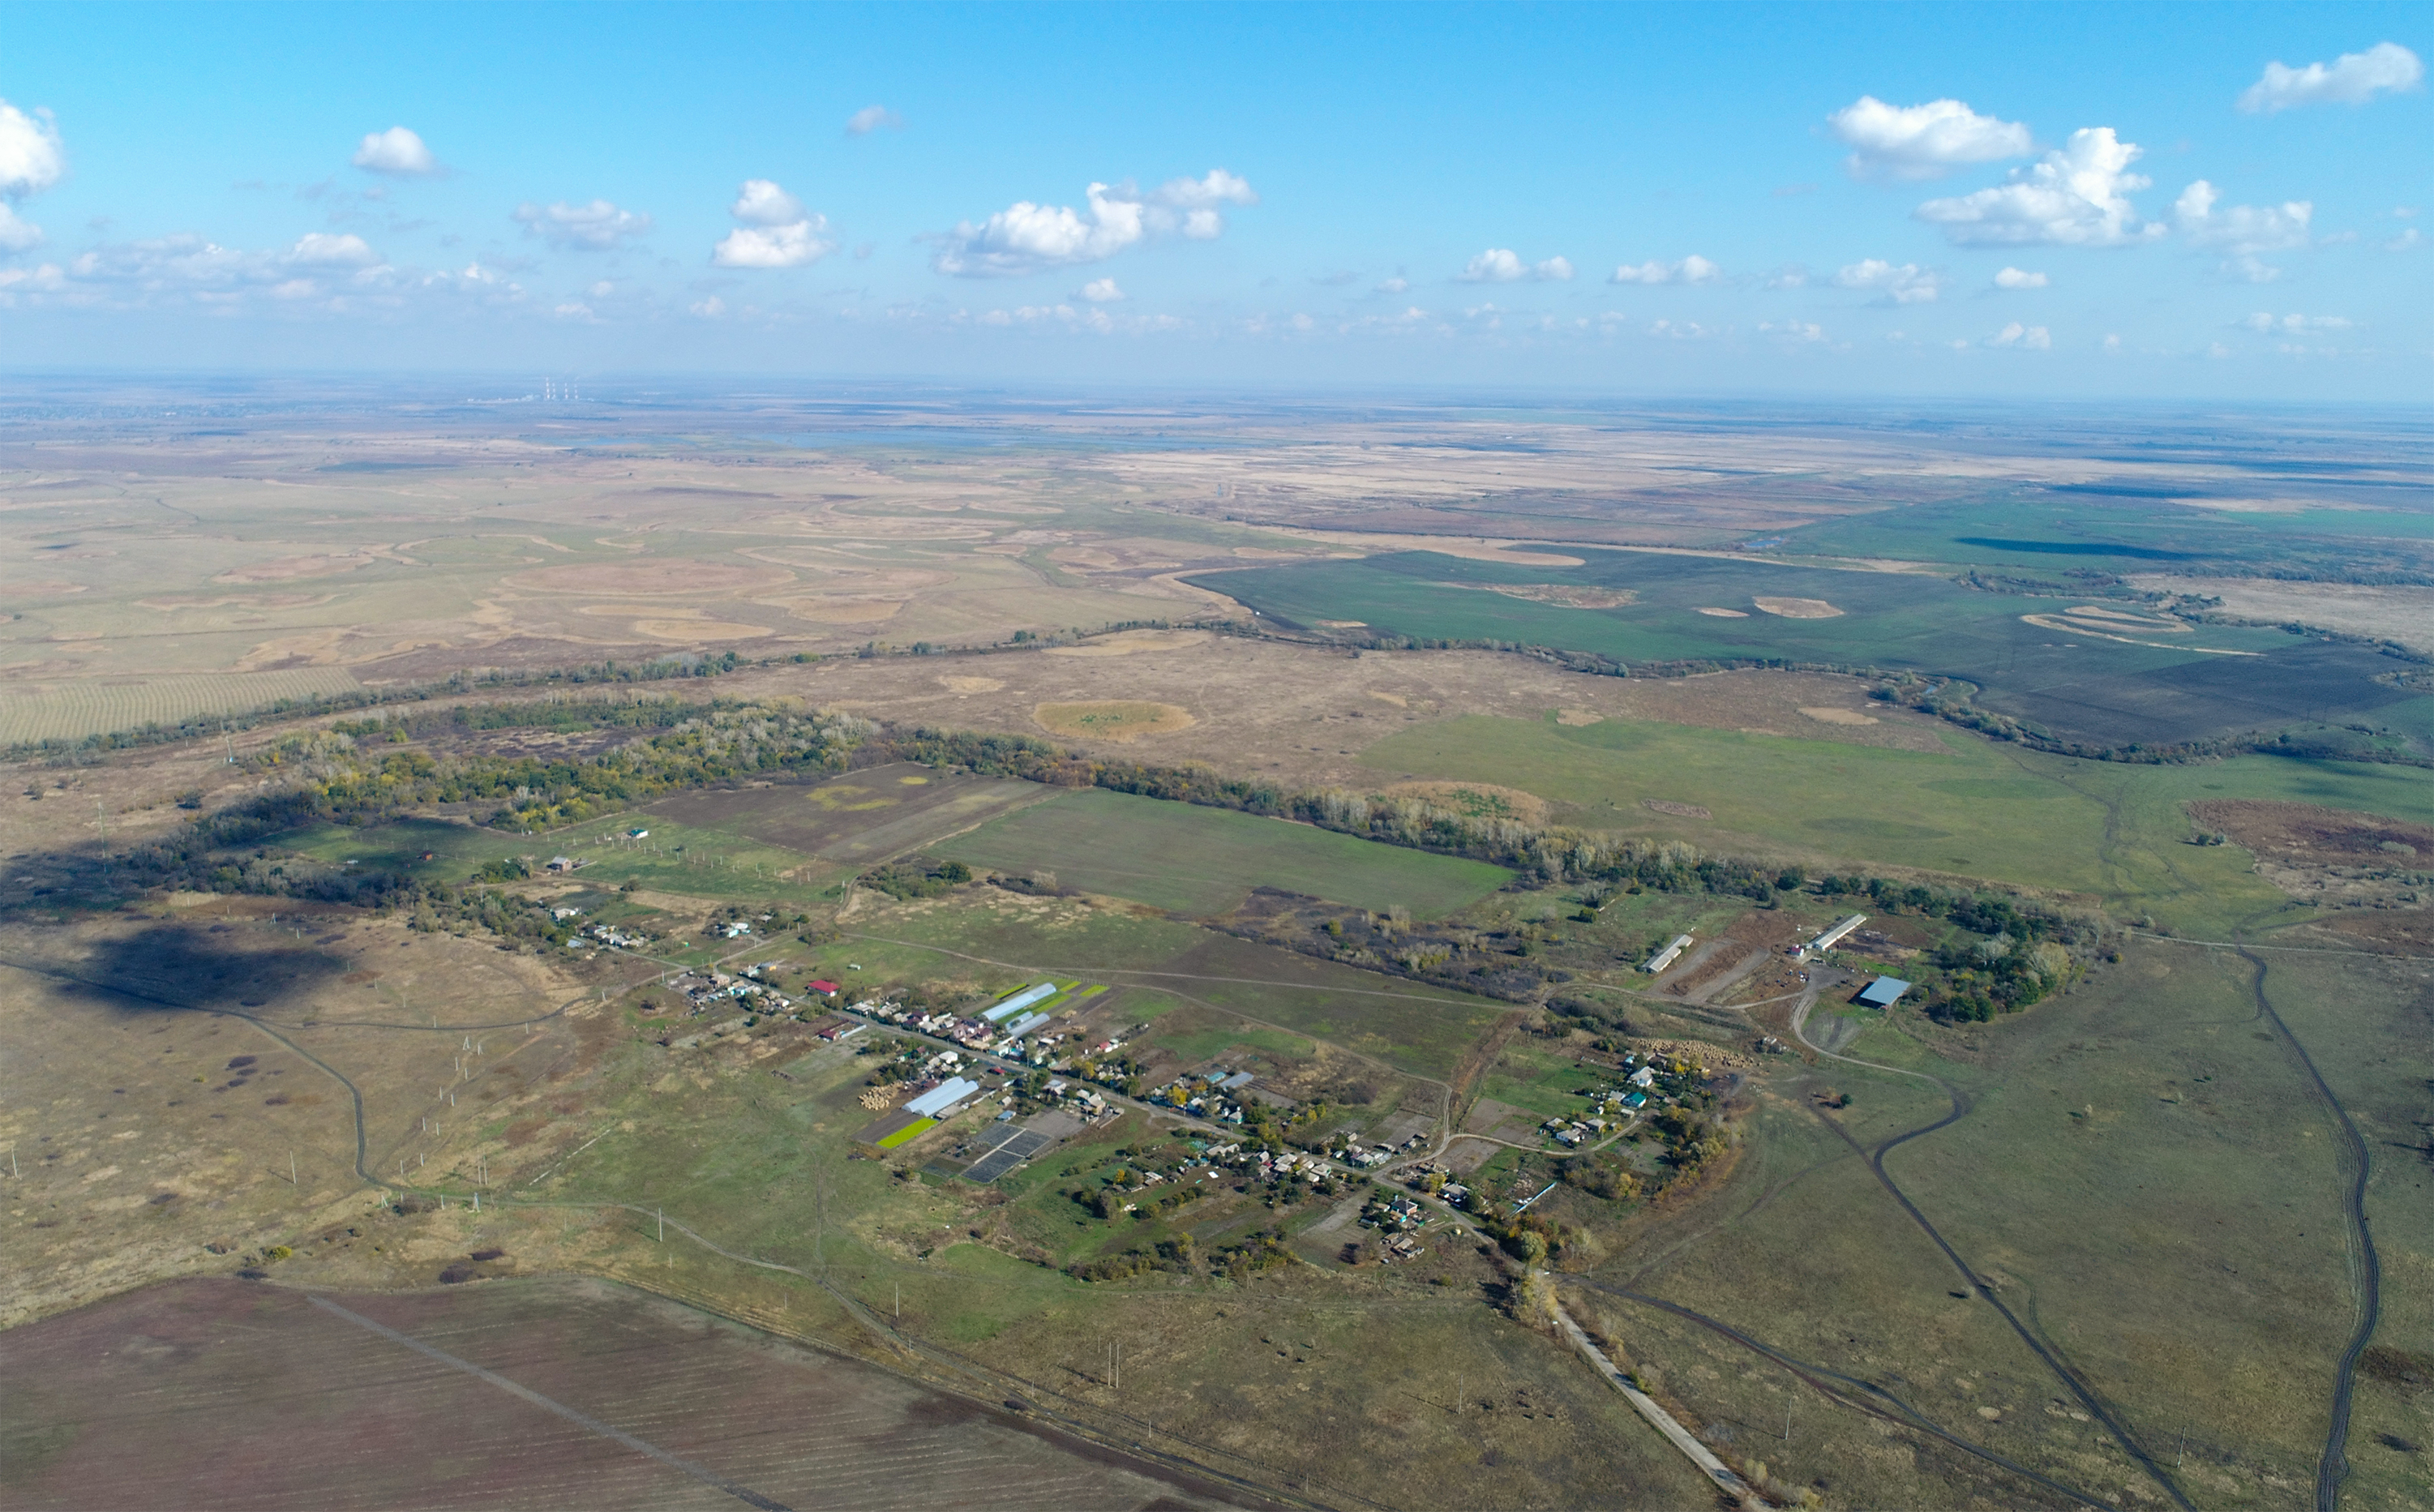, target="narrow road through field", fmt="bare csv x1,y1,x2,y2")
2231,946,2382,1512
1579,1277,2116,1509
1786,979,2193,1510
